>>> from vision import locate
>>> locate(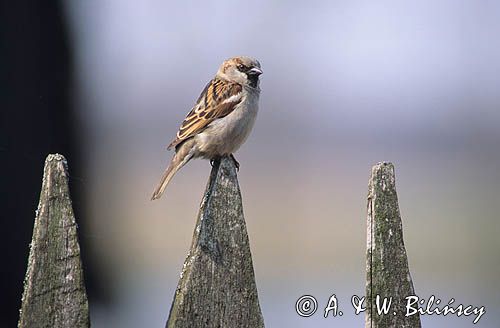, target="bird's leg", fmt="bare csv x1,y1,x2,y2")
210,156,222,168
230,154,240,171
